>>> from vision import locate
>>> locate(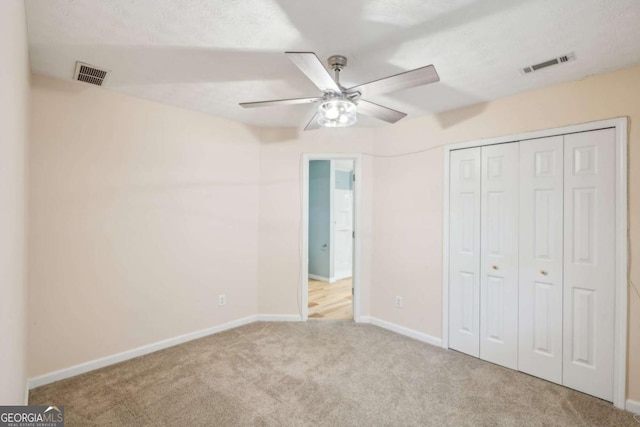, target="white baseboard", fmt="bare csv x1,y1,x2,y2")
27,315,258,389
257,314,302,322
627,399,640,414
27,313,442,391
309,274,352,283
358,316,442,347
333,273,352,281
